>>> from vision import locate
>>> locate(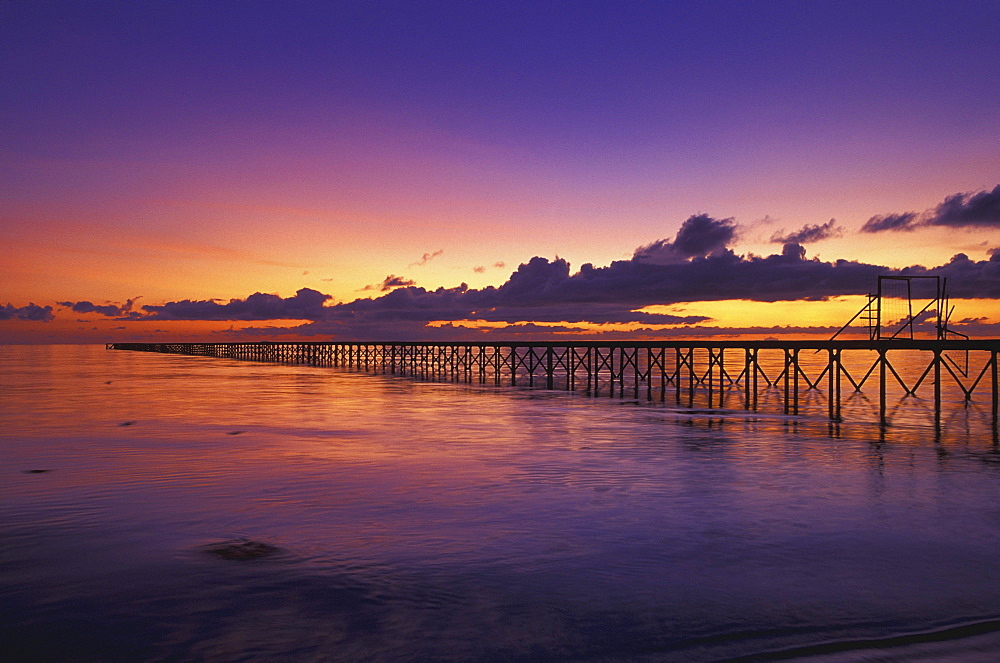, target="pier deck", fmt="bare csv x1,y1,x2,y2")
108,340,1000,432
